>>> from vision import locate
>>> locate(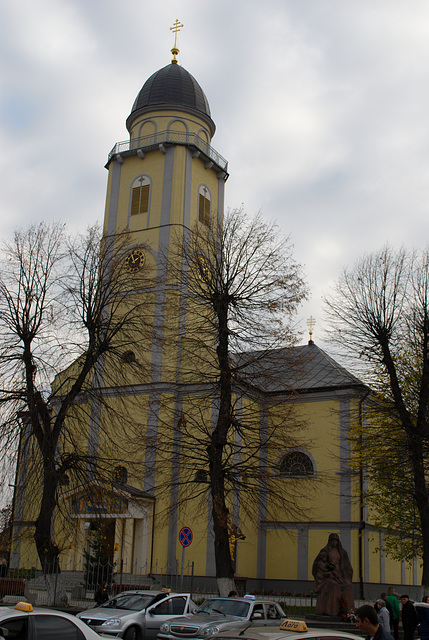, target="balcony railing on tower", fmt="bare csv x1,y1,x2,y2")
107,130,228,179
